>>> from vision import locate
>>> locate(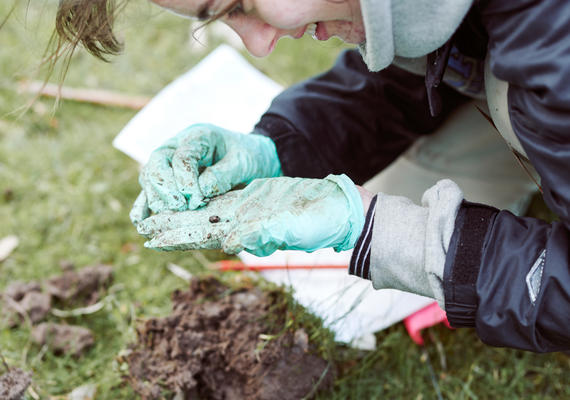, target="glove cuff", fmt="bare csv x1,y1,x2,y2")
248,133,283,178
324,174,365,251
